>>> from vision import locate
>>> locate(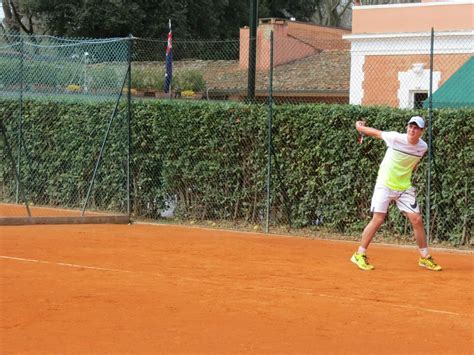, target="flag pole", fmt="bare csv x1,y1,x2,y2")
169,18,172,100
164,19,173,99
